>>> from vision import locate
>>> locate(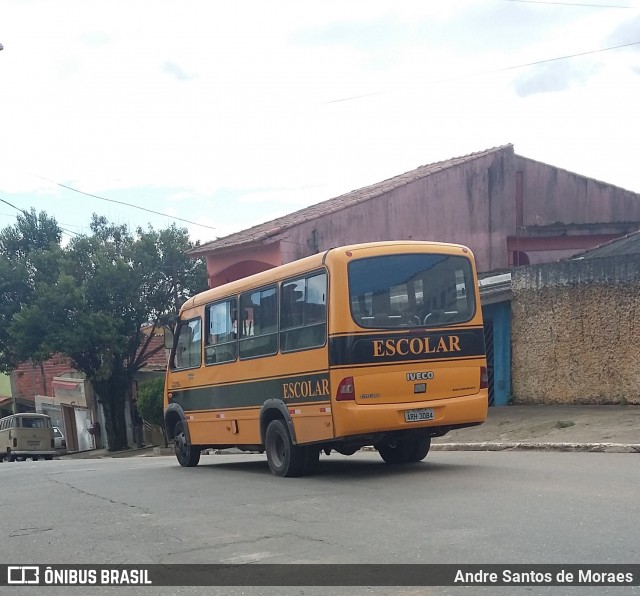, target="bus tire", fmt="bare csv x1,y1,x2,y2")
301,446,320,476
174,421,200,467
409,437,431,462
265,419,305,477
378,438,420,465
